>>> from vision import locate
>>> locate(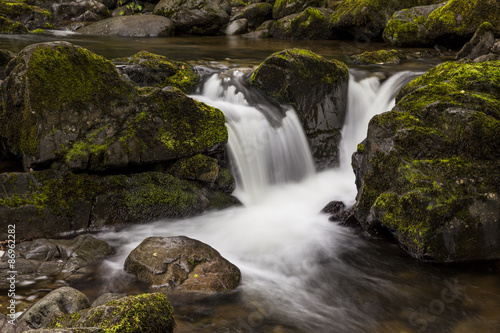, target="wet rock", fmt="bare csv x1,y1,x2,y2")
383,2,446,47
231,3,272,30
456,22,495,60
321,201,358,226
0,15,29,34
473,53,500,62
426,0,500,47
351,49,406,65
124,236,241,293
225,18,248,35
77,15,174,37
51,0,109,22
91,293,127,307
16,287,90,332
492,40,500,54
269,7,334,40
352,61,500,262
0,1,52,30
154,0,231,35
112,50,198,93
250,48,349,169
272,0,322,20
